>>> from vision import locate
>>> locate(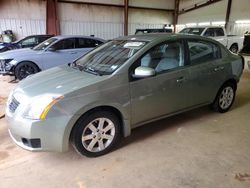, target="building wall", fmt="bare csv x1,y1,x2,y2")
58,0,174,38
58,2,124,39
0,0,46,39
0,0,174,40
178,0,250,36
129,0,174,9
178,0,227,23
128,0,174,34
229,0,250,35
128,8,173,35
60,0,124,5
